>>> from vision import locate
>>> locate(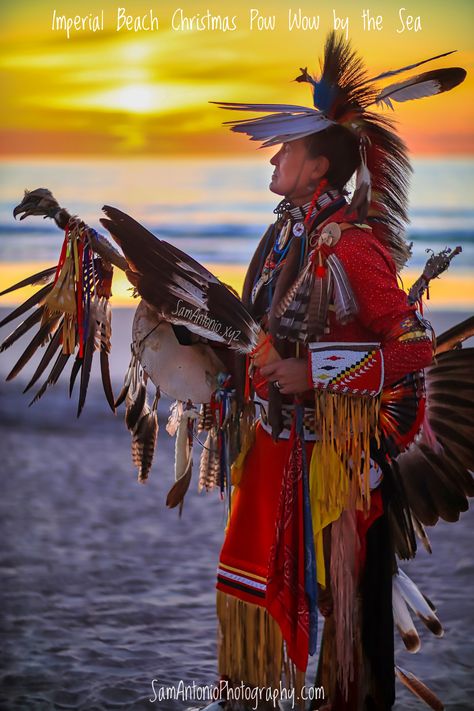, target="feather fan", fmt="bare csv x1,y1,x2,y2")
100,205,260,353
395,348,474,526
